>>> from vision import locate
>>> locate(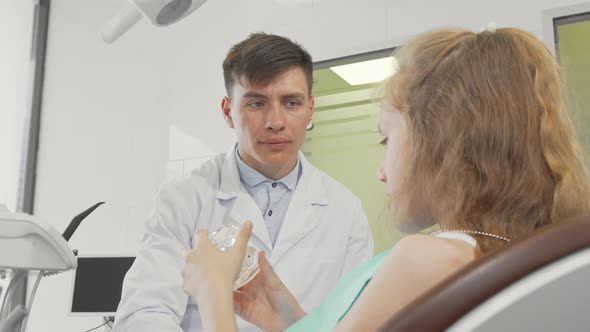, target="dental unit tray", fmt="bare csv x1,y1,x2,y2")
0,202,103,332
